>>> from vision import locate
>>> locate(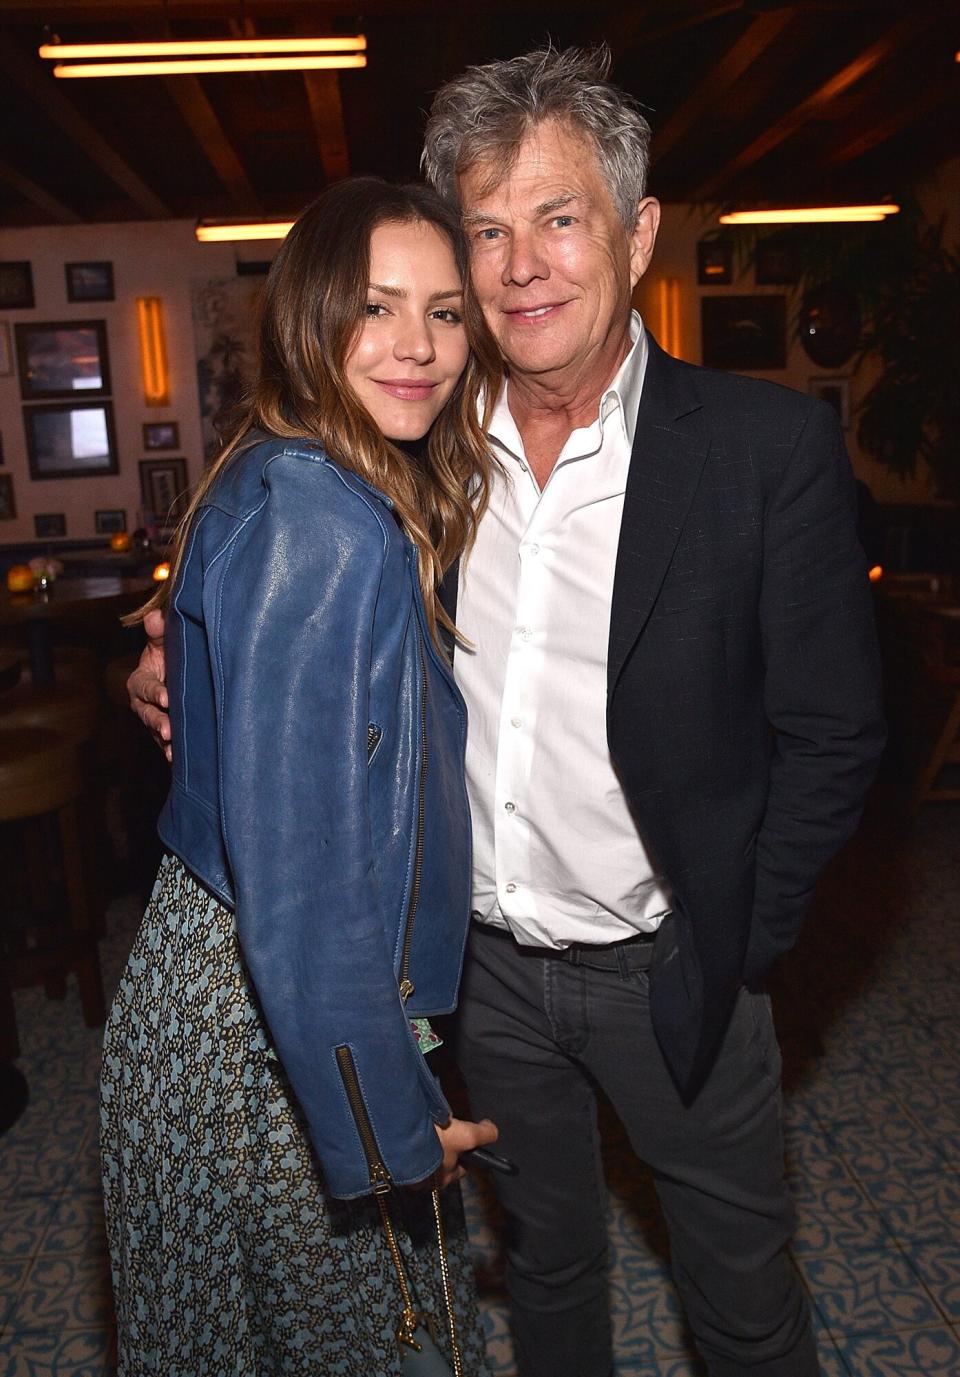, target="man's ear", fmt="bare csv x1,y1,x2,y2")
629,198,661,289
